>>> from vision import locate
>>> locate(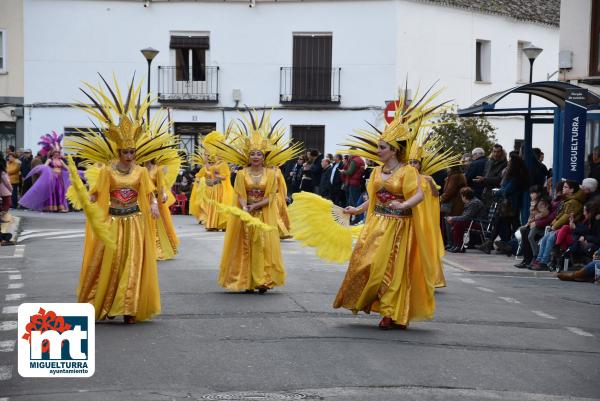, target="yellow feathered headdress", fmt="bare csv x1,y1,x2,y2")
205,110,304,168
193,130,225,166
407,129,462,176
65,74,180,167
341,82,450,163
